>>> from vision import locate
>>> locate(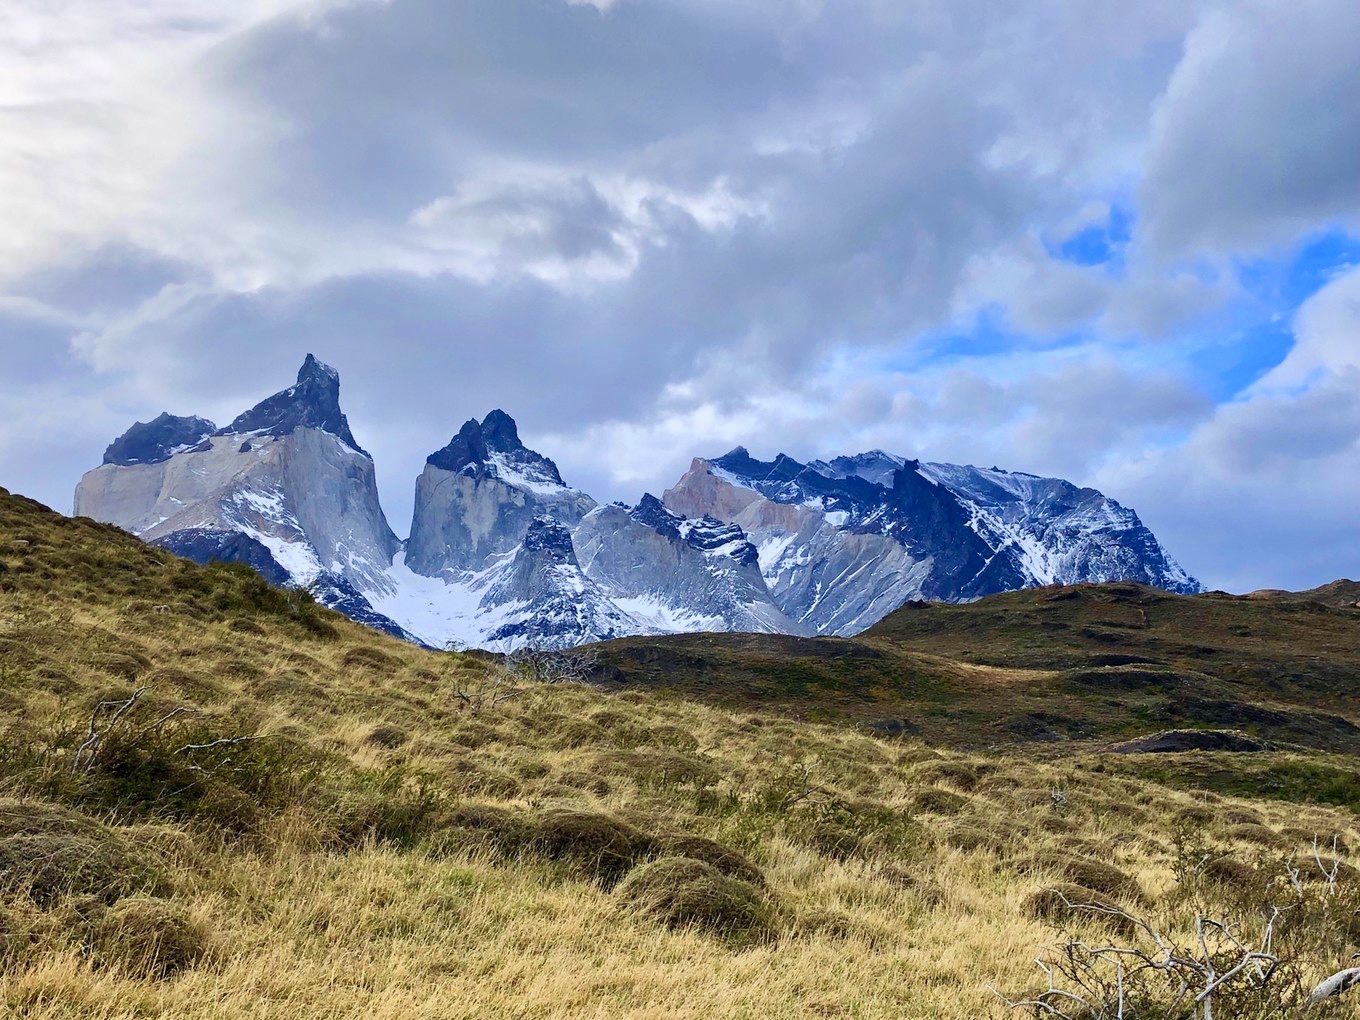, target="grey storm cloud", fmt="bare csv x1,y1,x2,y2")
0,0,1357,592
1140,0,1360,256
